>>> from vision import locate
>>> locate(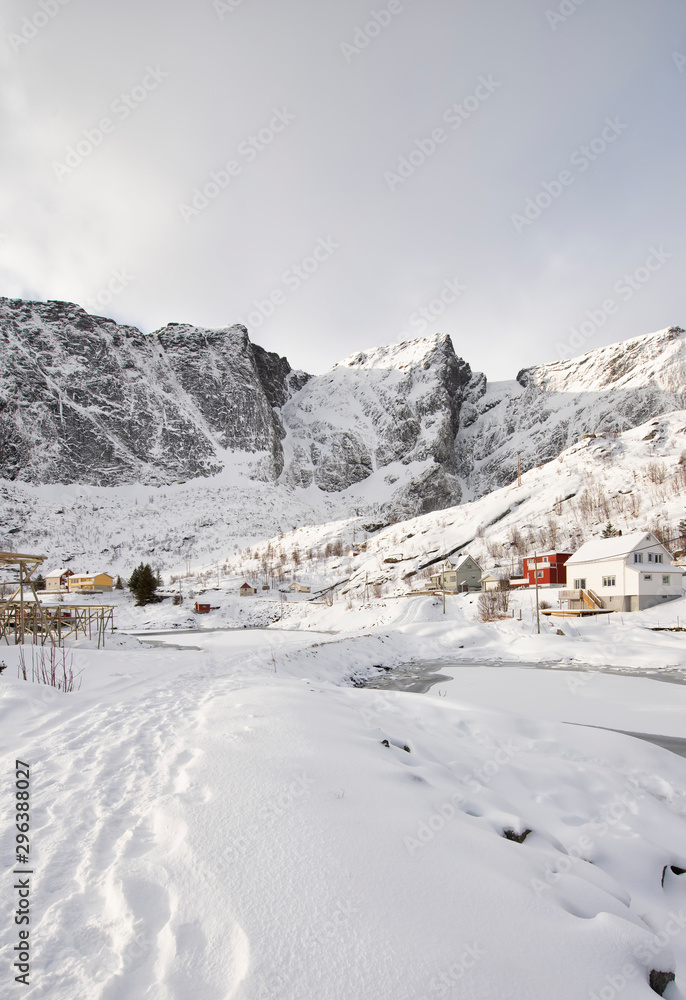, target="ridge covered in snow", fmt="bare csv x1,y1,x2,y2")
1,295,684,524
